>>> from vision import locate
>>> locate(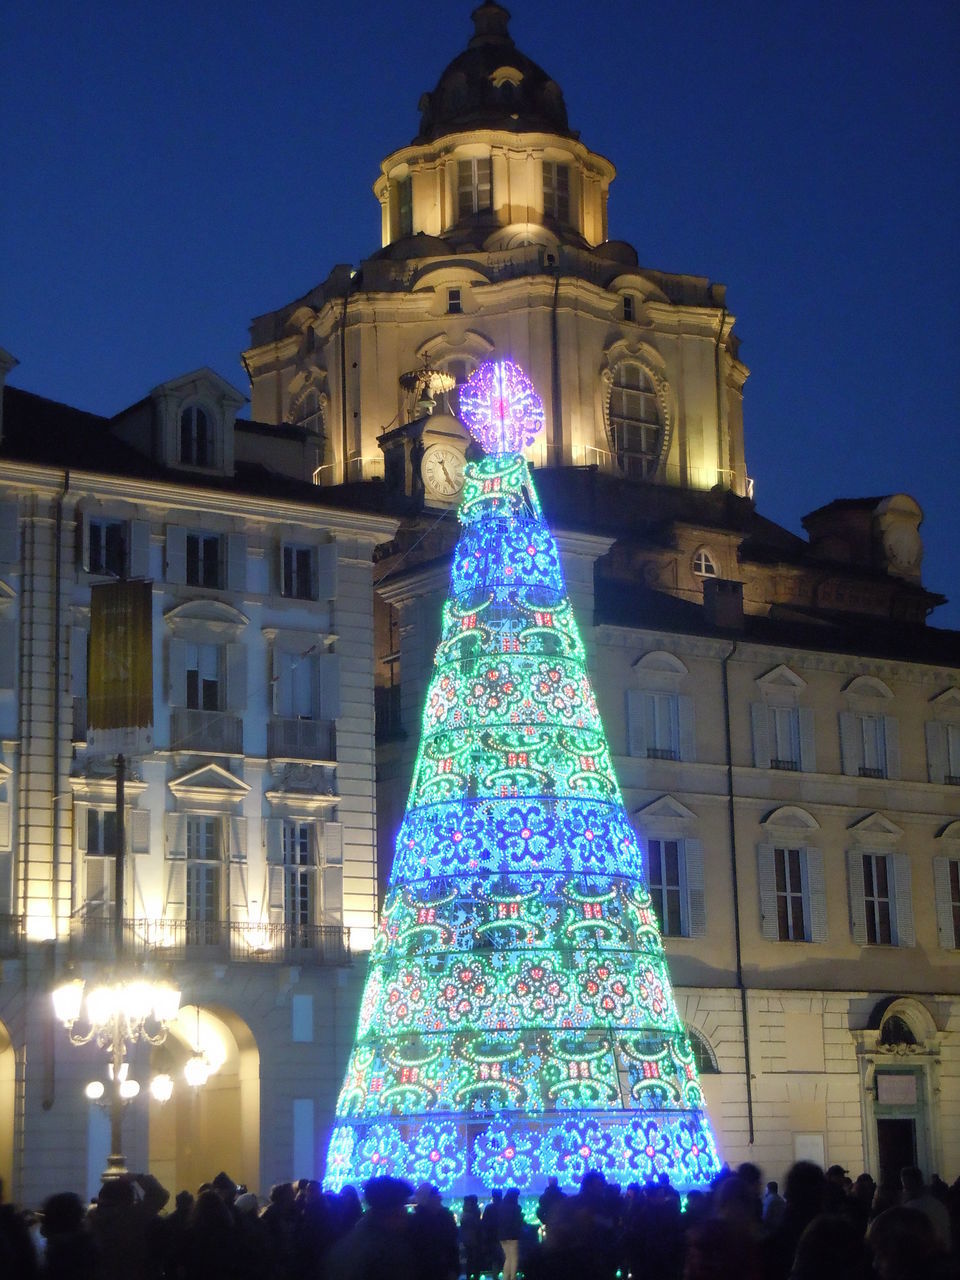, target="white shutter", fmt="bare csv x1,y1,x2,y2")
683,838,705,937
75,804,89,854
677,695,696,763
758,844,779,940
316,652,340,720
168,638,187,706
322,865,343,925
315,541,337,600
165,813,188,858
128,808,150,855
227,533,247,592
798,707,816,773
884,716,901,780
129,520,150,579
164,859,186,919
70,626,88,698
891,853,915,946
78,513,90,570
626,690,645,757
751,703,771,769
165,526,187,584
229,860,248,919
0,501,19,566
322,821,343,866
933,858,957,948
228,816,247,860
225,643,247,711
804,847,827,942
86,856,114,910
0,851,11,913
0,800,10,851
926,722,948,784
267,865,284,923
847,850,868,945
264,818,284,865
0,619,15,689
270,647,289,717
839,711,860,776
